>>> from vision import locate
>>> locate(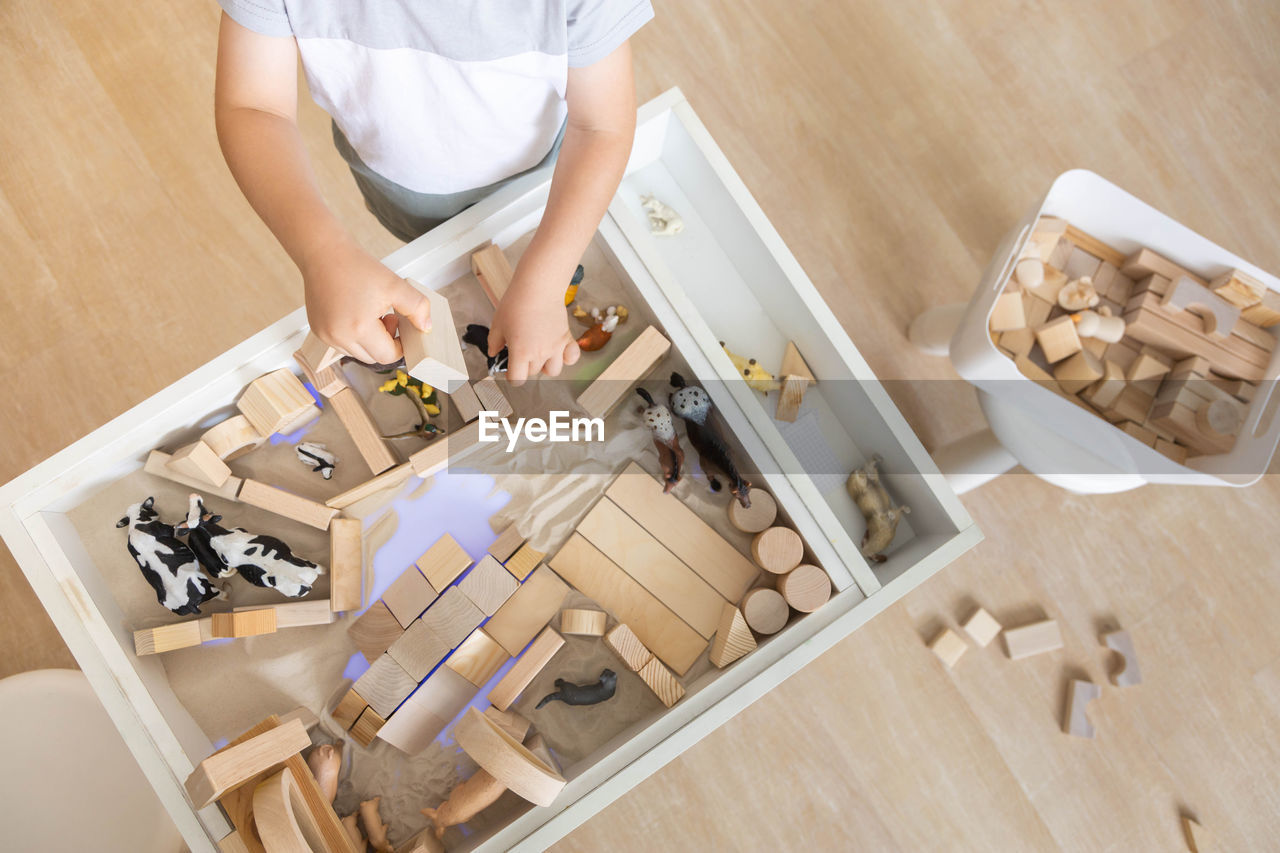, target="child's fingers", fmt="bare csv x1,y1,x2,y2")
487,325,507,358
542,349,565,378
506,355,531,386
359,320,404,365
391,281,432,332
562,339,581,367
